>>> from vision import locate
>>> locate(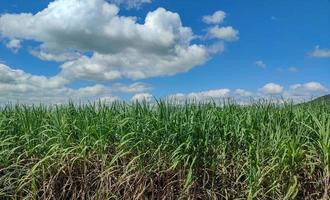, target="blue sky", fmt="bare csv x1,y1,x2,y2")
0,0,329,104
